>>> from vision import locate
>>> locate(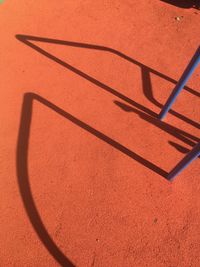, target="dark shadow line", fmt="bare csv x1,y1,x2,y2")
16,34,199,147
168,141,200,158
16,34,156,118
141,66,200,129
16,34,200,98
160,0,200,9
168,141,190,154
16,34,200,129
24,93,168,176
114,100,199,146
141,66,160,107
16,34,199,144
